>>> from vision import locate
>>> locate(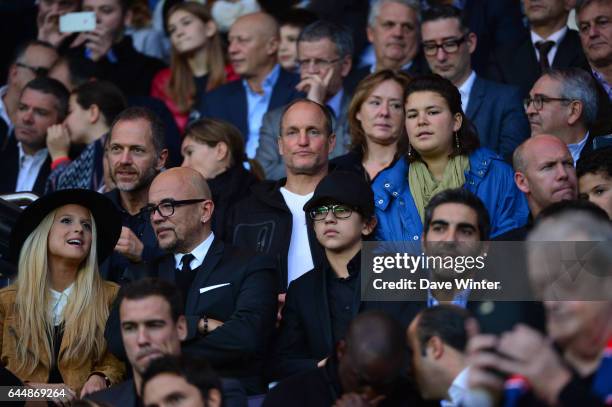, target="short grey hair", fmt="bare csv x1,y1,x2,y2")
368,0,421,27
298,20,354,59
545,68,599,126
